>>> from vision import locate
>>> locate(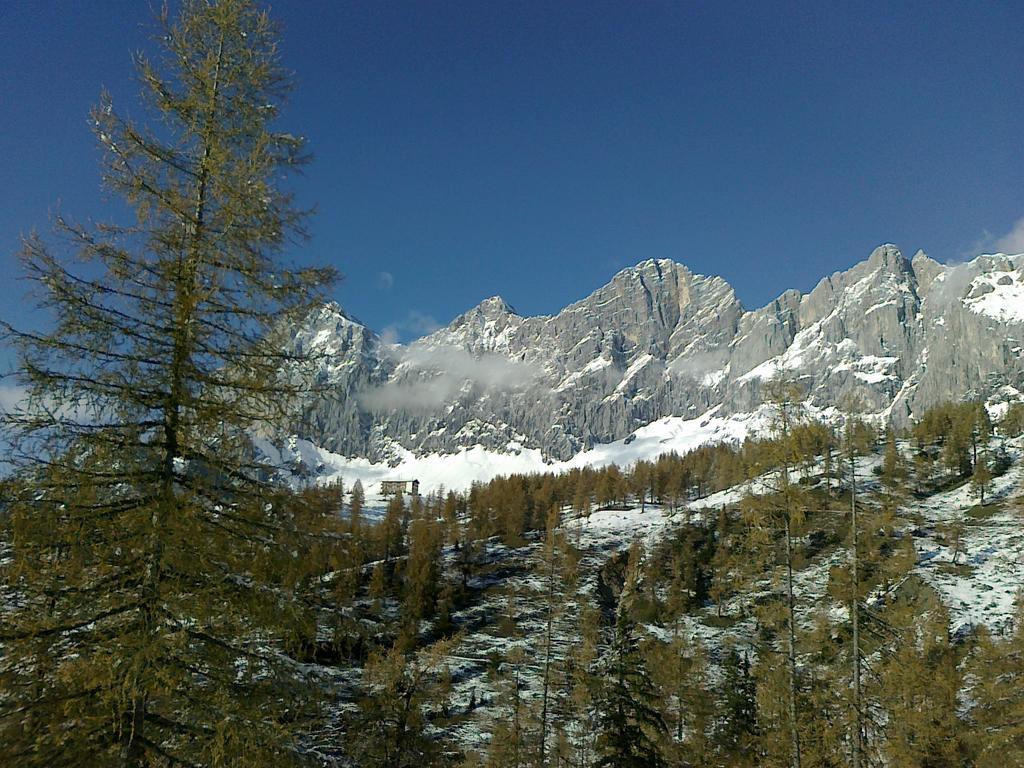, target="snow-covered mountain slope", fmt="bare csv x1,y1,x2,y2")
338,435,1024,755
910,439,1024,634
285,245,1024,468
261,405,770,508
